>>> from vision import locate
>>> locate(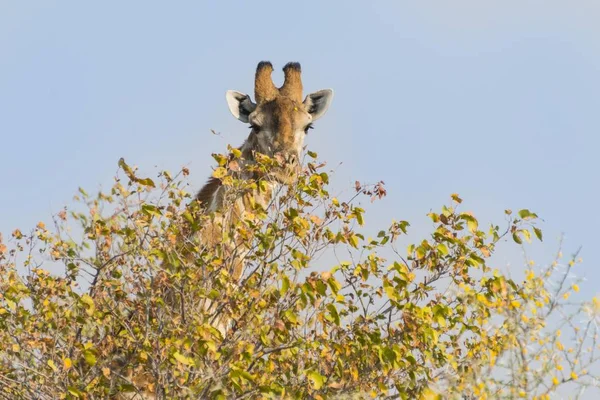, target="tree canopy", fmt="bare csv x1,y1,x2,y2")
1,152,598,399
